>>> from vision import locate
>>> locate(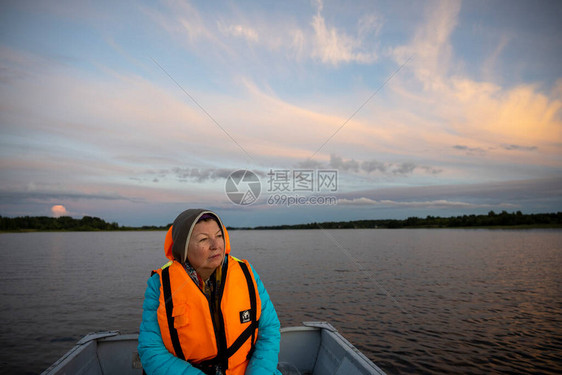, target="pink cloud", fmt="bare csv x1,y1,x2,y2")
51,205,69,217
